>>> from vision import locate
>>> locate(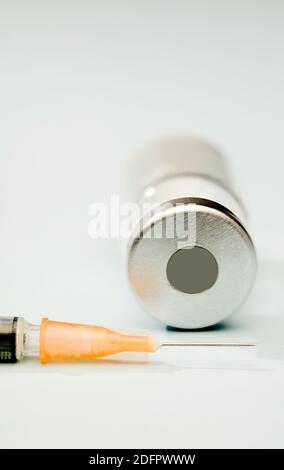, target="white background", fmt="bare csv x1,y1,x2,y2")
0,0,284,448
